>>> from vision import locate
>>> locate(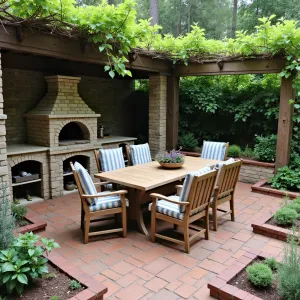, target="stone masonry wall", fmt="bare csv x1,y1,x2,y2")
239,160,275,184
148,75,167,156
3,69,134,144
0,52,10,200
